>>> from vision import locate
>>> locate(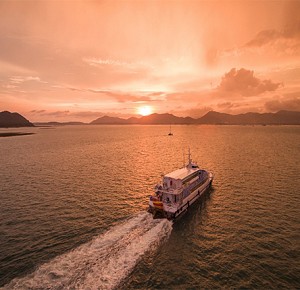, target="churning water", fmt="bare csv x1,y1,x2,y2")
0,125,299,289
